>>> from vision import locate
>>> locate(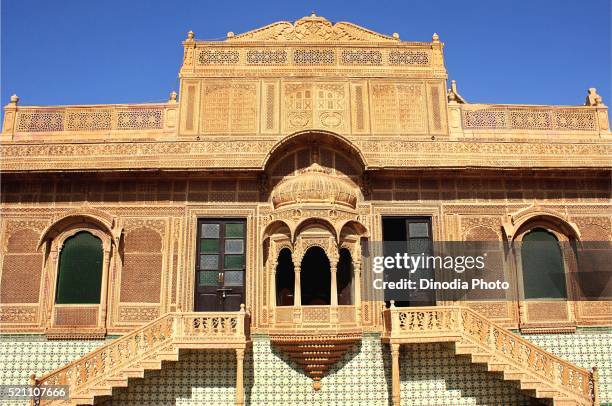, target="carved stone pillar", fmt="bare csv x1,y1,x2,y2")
98,244,112,329
330,263,338,324
235,348,245,406
330,264,338,306
391,343,401,406
293,265,302,323
269,259,277,323
354,260,362,322
294,265,301,306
